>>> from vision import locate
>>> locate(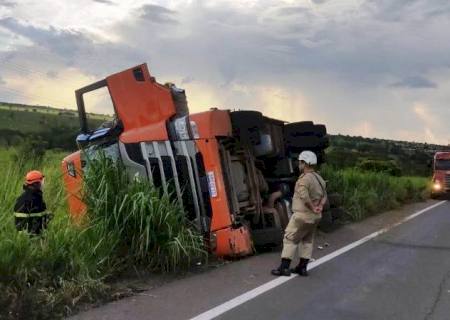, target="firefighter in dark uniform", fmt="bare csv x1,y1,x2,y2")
271,151,327,277
14,170,51,235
